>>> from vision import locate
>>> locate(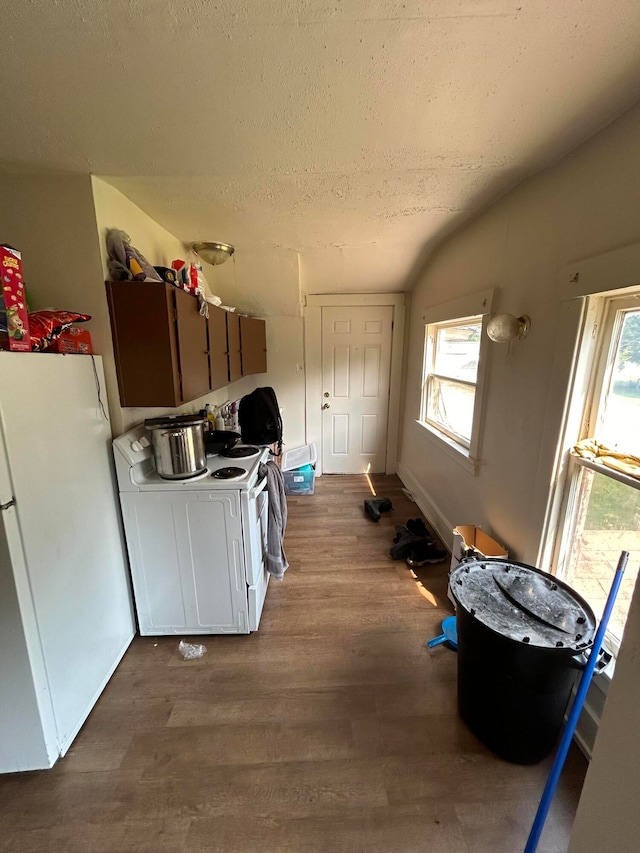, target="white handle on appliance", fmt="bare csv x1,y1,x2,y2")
248,476,268,500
